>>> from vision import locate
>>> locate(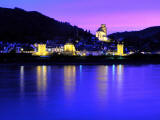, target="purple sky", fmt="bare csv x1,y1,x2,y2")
0,0,160,34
